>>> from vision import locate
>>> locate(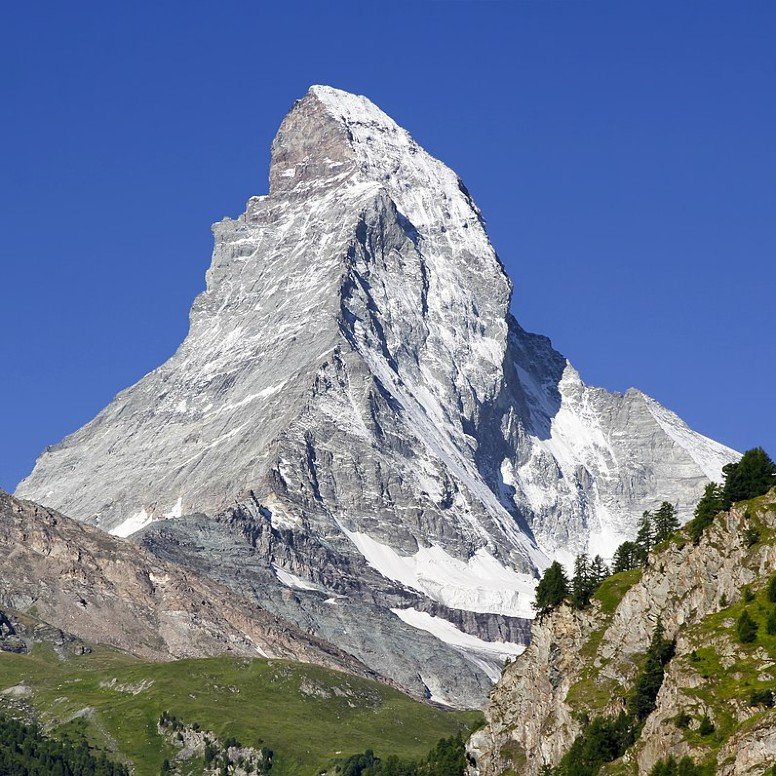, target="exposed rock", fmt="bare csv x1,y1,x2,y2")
0,490,382,682
469,490,776,774
15,86,738,702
